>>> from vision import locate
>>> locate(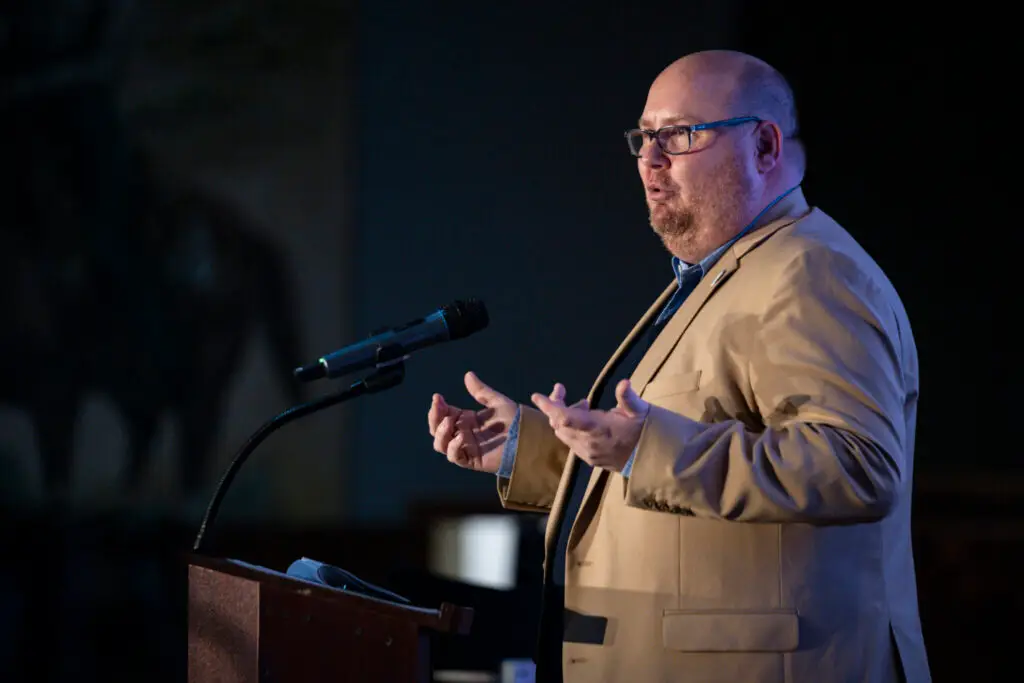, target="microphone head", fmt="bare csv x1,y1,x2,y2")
442,299,489,339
